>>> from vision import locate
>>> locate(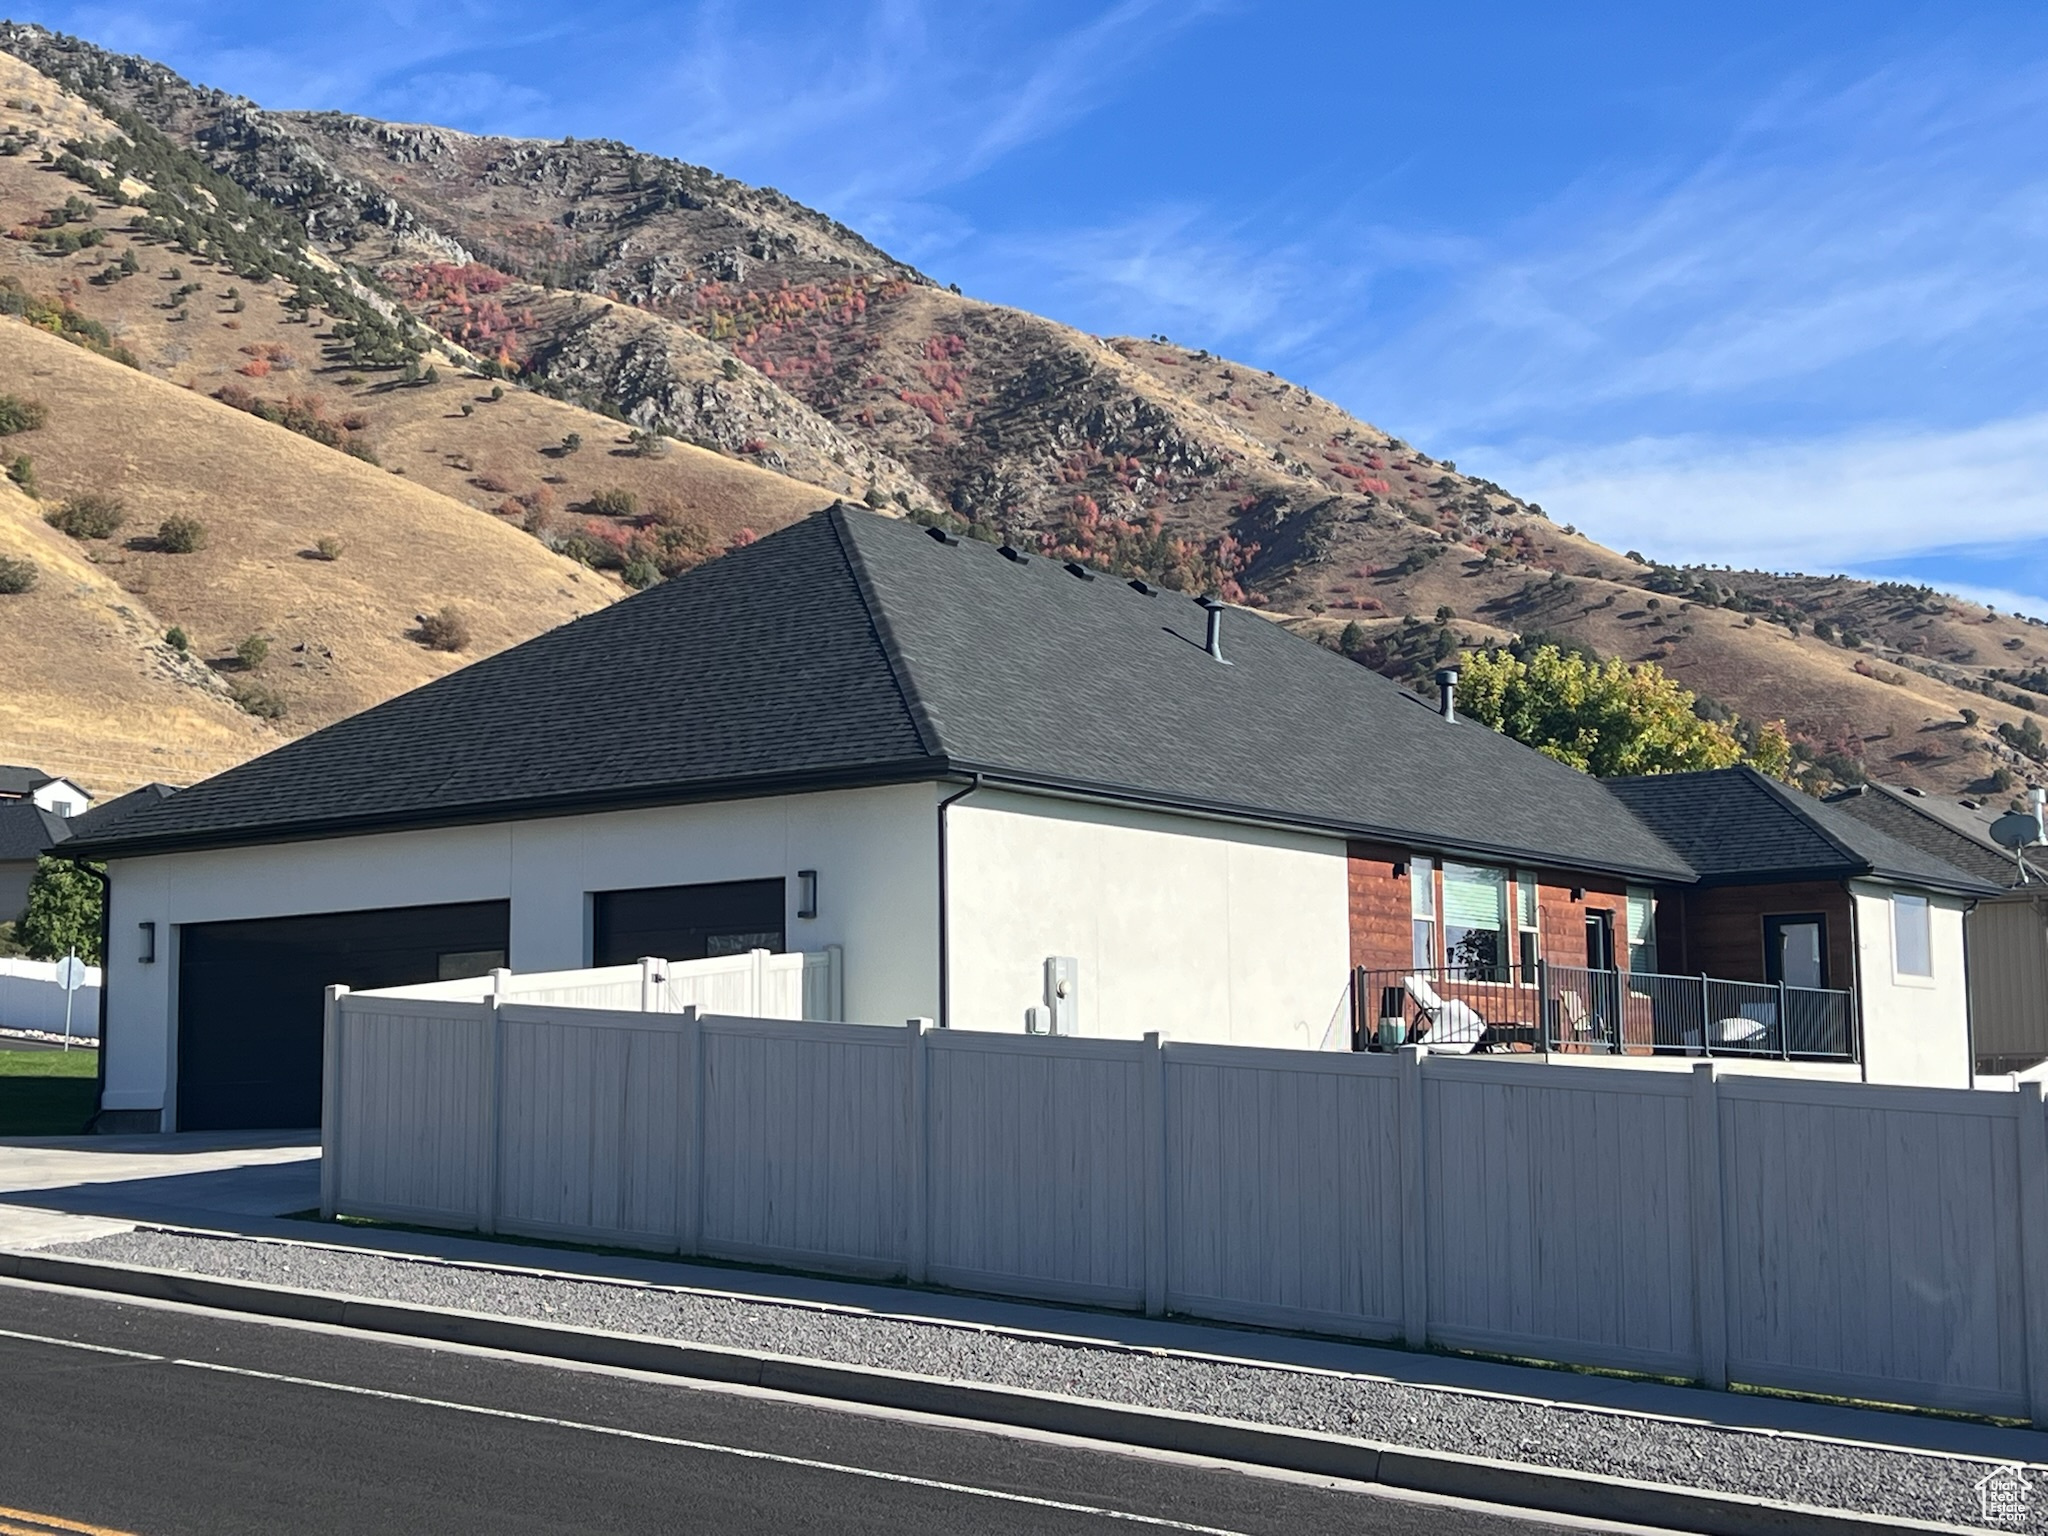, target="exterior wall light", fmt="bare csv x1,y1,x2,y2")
139,921,157,963
797,870,818,920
